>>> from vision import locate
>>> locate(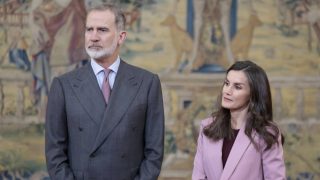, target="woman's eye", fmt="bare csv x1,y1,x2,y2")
235,85,242,90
